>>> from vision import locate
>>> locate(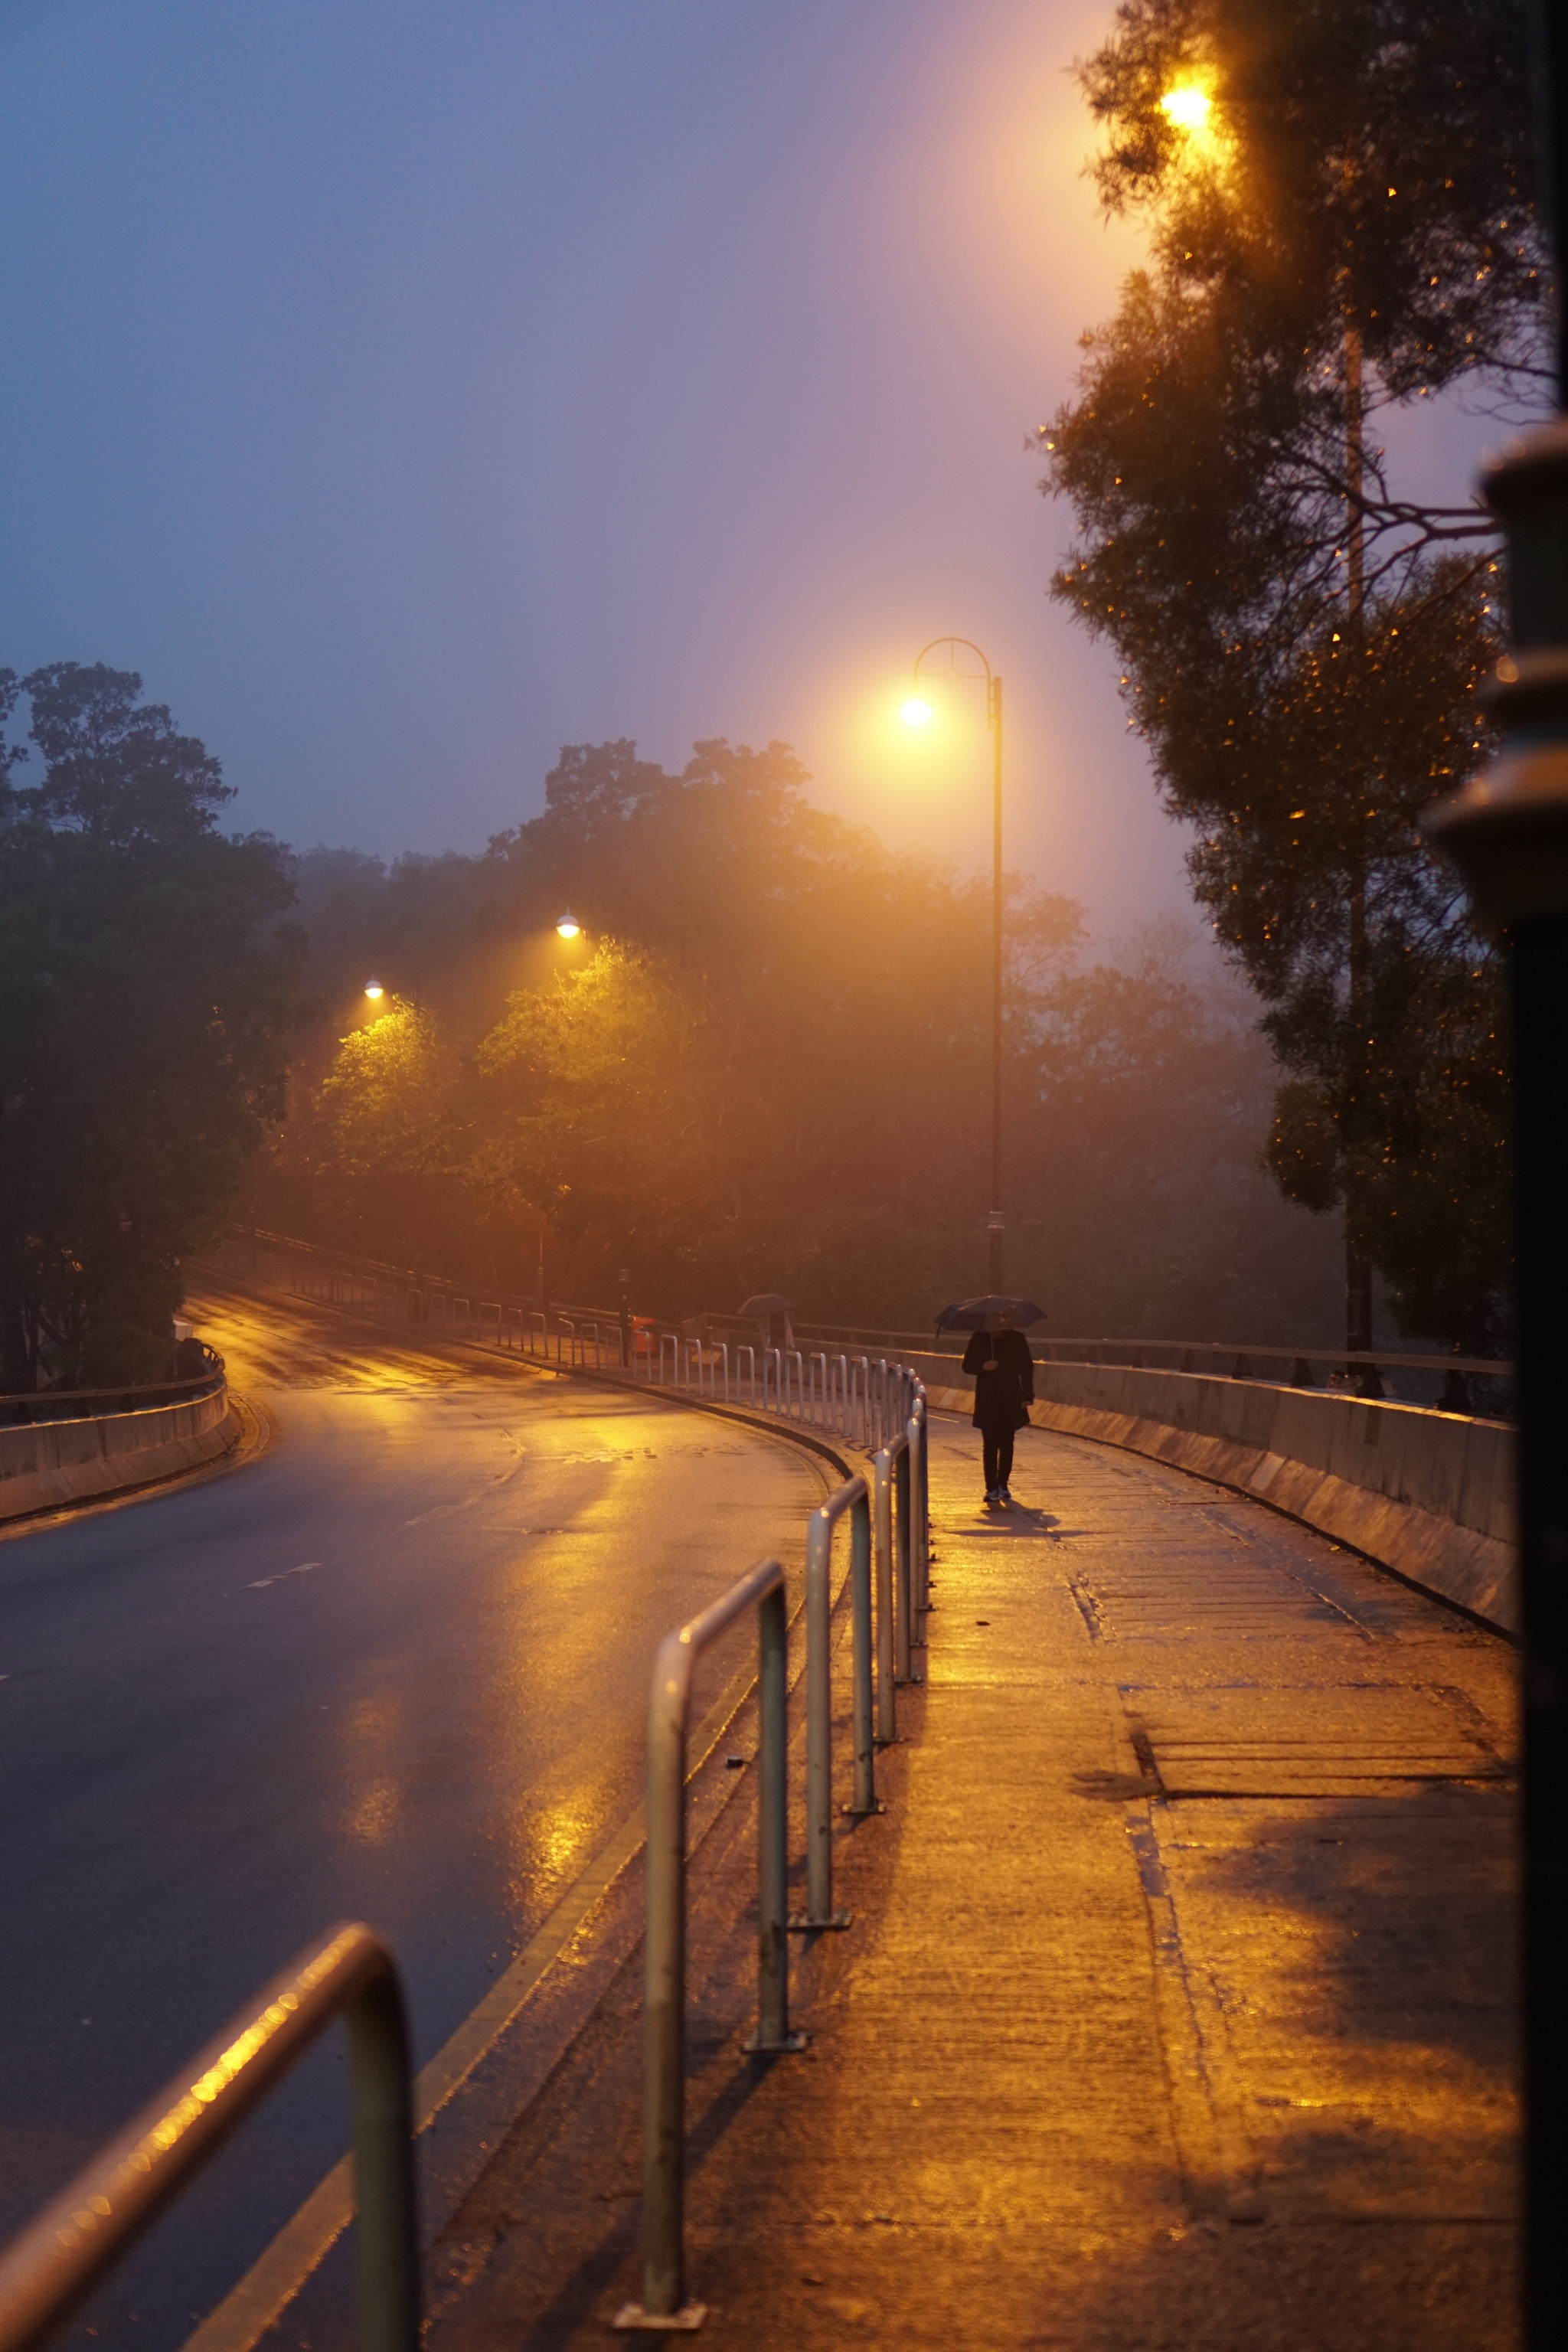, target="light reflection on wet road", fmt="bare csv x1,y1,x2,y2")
0,1281,822,2348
